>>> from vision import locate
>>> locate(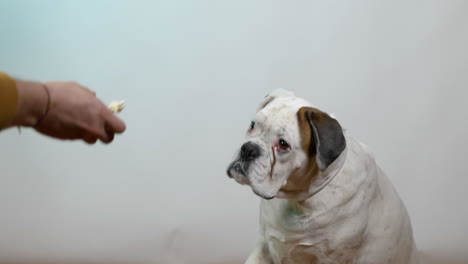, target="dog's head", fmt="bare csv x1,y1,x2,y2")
227,89,346,200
